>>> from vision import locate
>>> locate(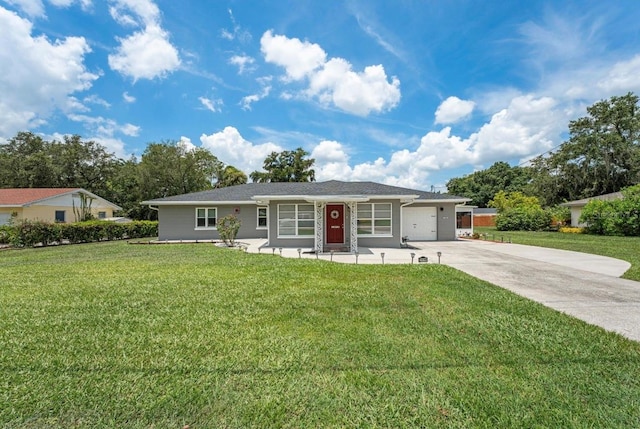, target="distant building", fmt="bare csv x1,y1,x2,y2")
0,188,122,225
561,192,623,227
